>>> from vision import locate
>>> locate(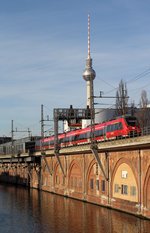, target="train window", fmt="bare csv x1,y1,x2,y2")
107,124,116,132
95,130,99,137
113,124,117,131
118,122,123,129
95,129,104,137
84,133,88,139
70,136,75,141
66,137,70,143
106,125,111,133
65,136,70,143
68,136,73,142
101,129,104,136
59,138,63,144
61,138,65,143
50,140,54,146
64,137,69,143
125,116,138,127
83,133,86,139
69,136,73,142
78,134,83,140
111,124,115,131
74,135,79,142
36,141,41,146
109,123,123,131
87,131,91,138
78,133,87,140
44,141,49,147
